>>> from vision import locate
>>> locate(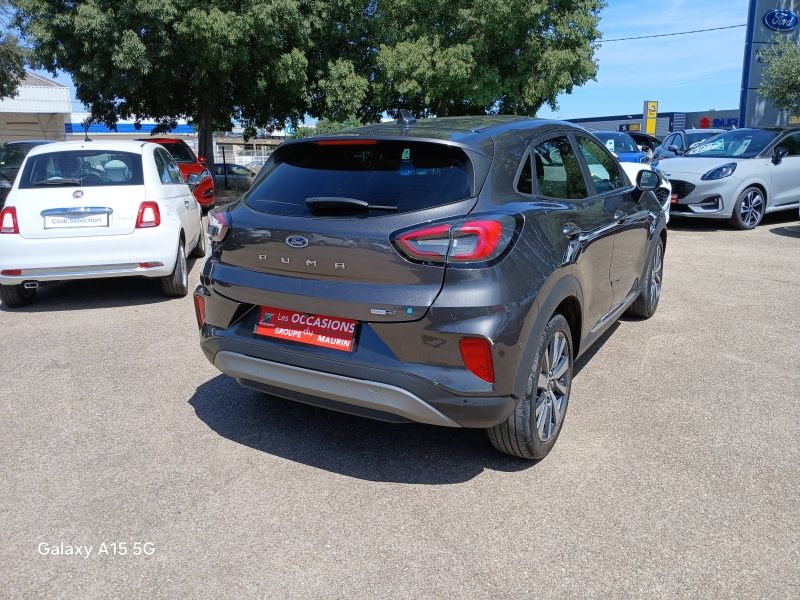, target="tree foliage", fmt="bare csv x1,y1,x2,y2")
0,0,25,99
758,36,800,115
